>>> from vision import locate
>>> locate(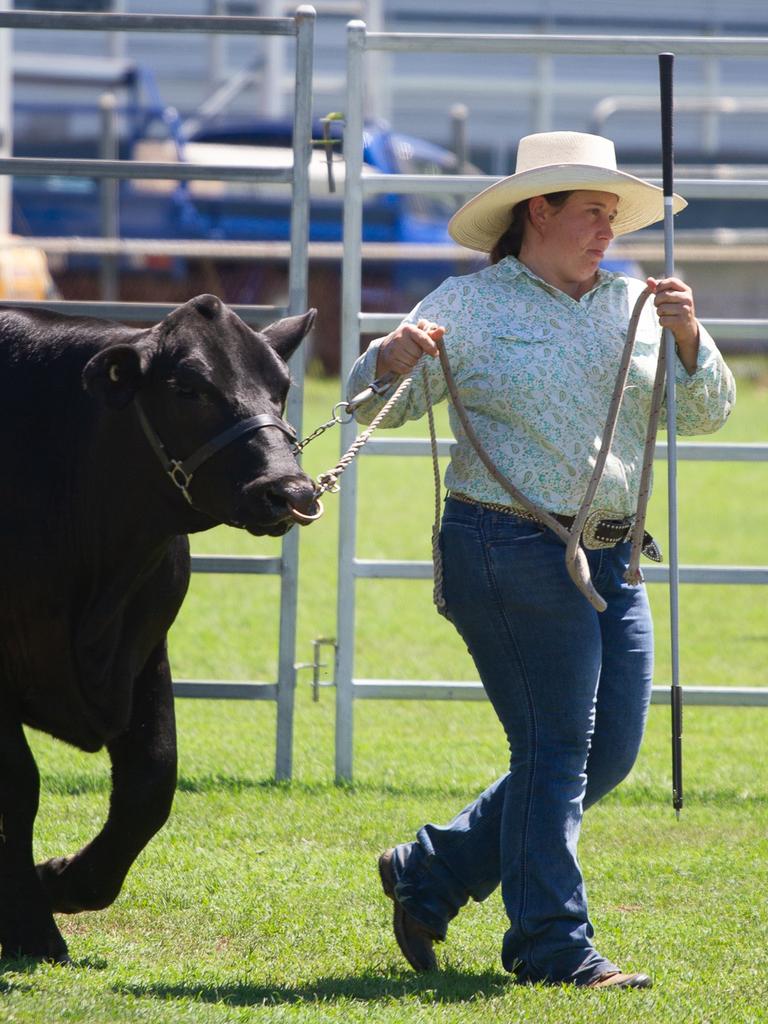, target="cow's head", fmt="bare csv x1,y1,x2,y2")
83,295,322,536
